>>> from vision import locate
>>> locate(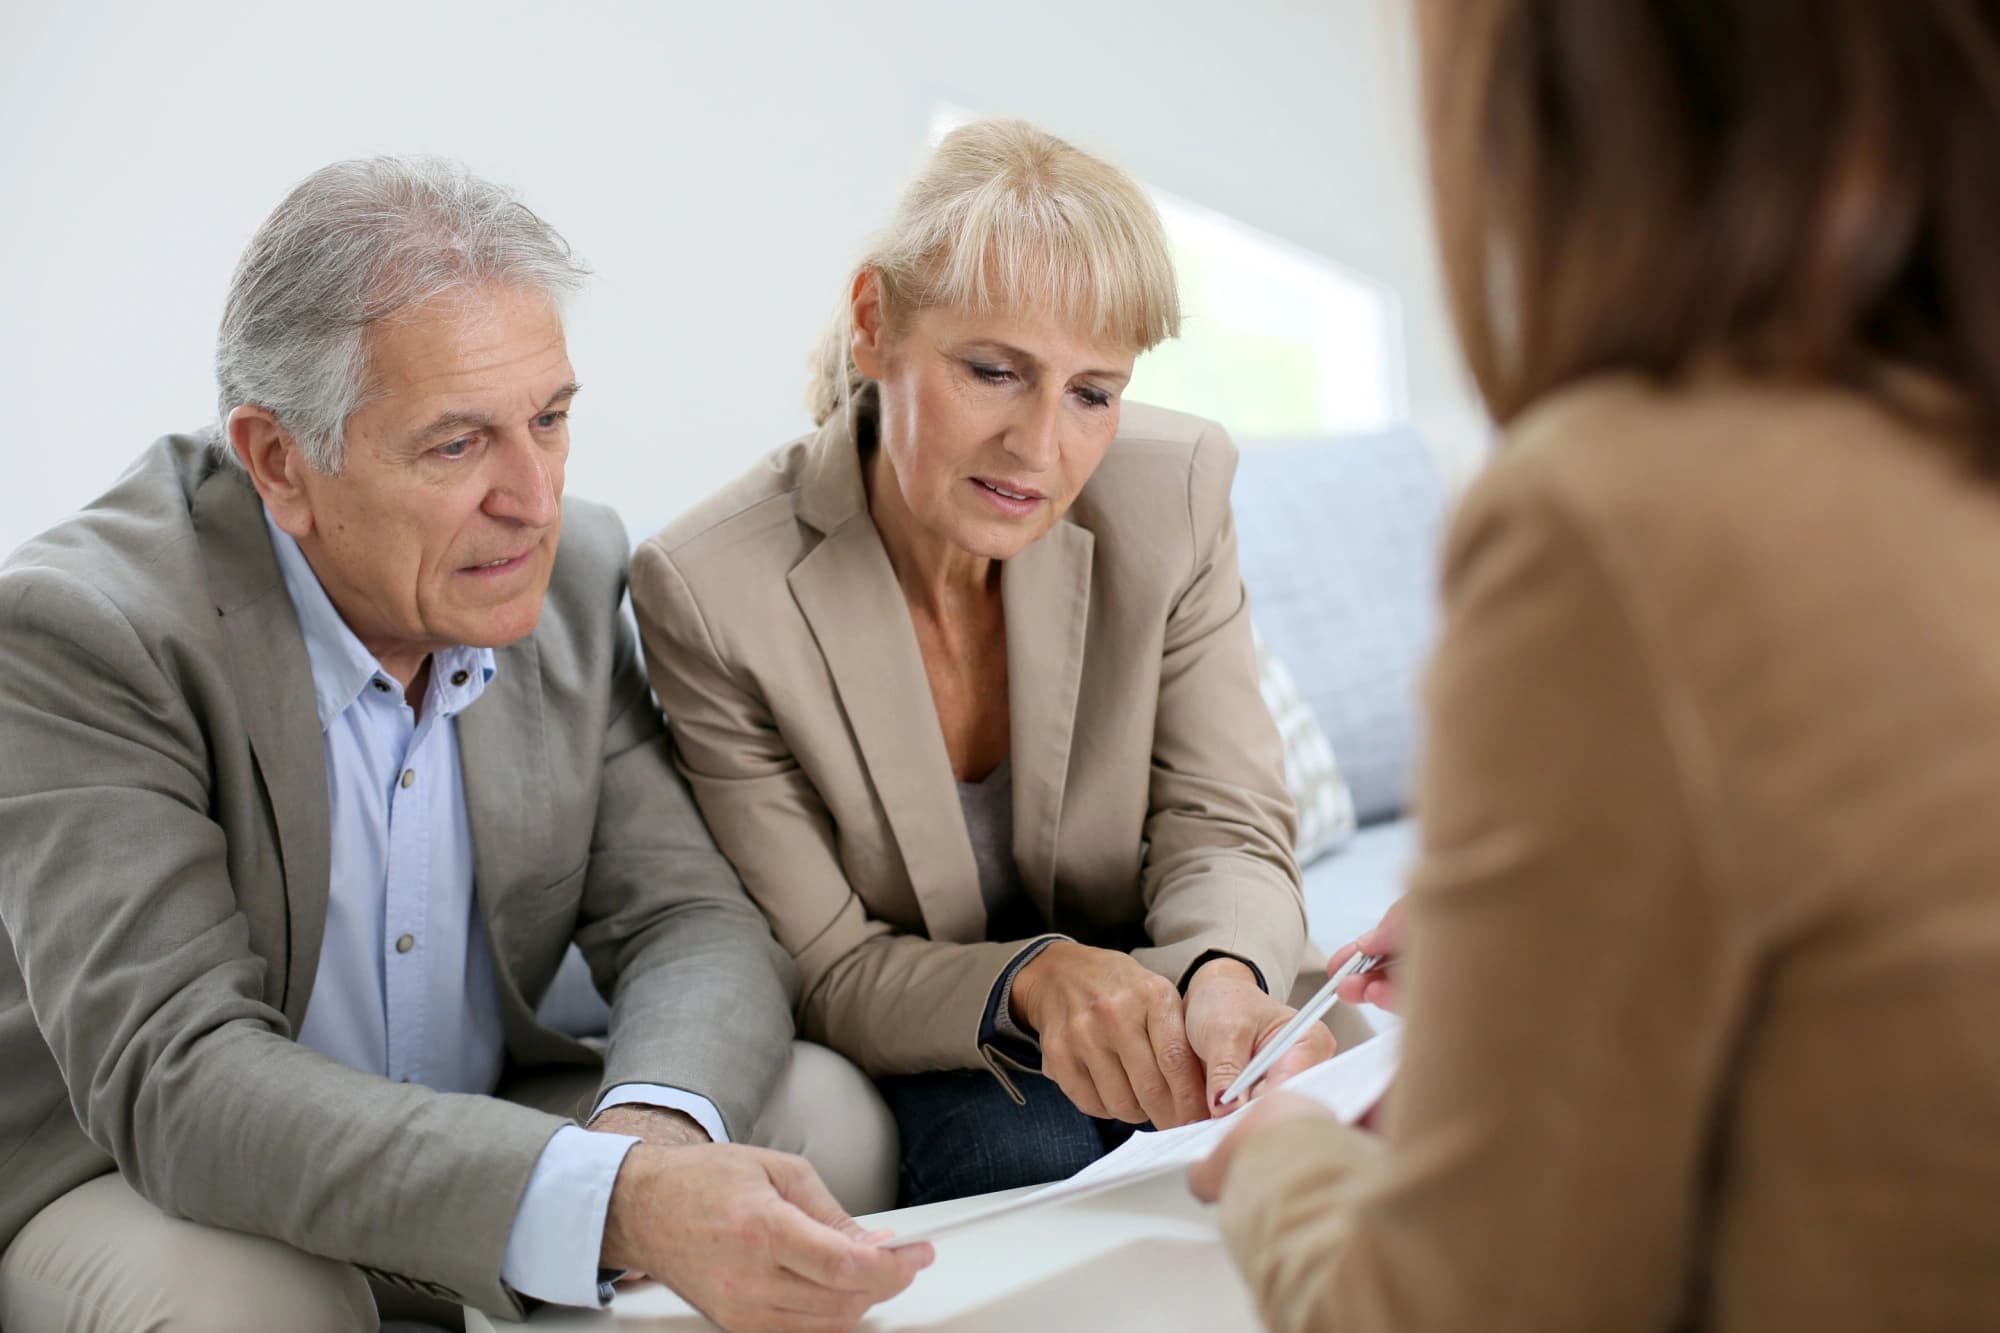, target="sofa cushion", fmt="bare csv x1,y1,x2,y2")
1233,429,1445,823
1253,624,1357,863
